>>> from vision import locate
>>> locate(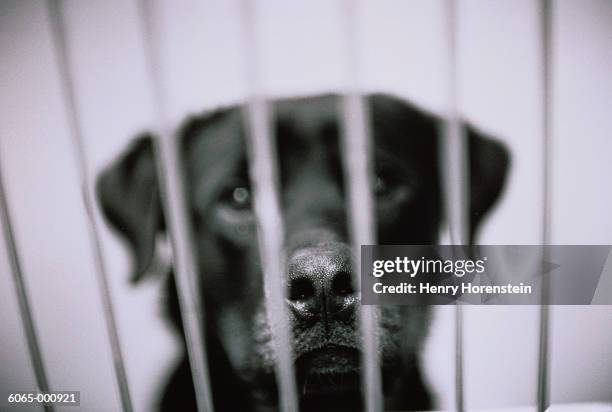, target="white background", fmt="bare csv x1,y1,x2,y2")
1,0,611,410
